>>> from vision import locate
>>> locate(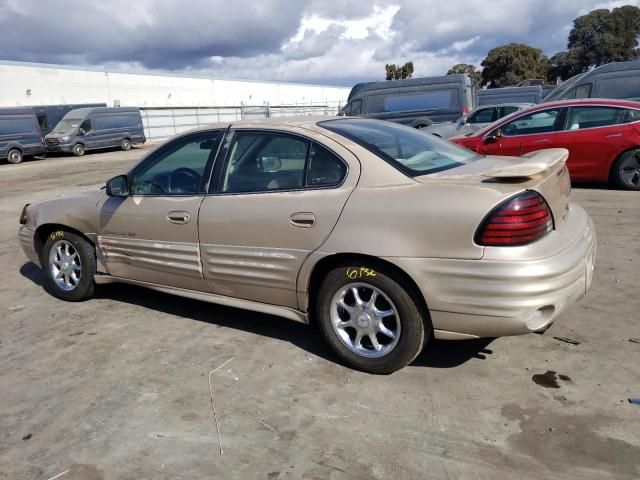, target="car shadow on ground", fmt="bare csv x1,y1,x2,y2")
20,261,496,371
